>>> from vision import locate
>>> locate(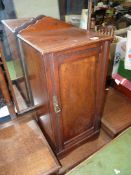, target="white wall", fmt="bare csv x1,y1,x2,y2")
13,0,60,19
